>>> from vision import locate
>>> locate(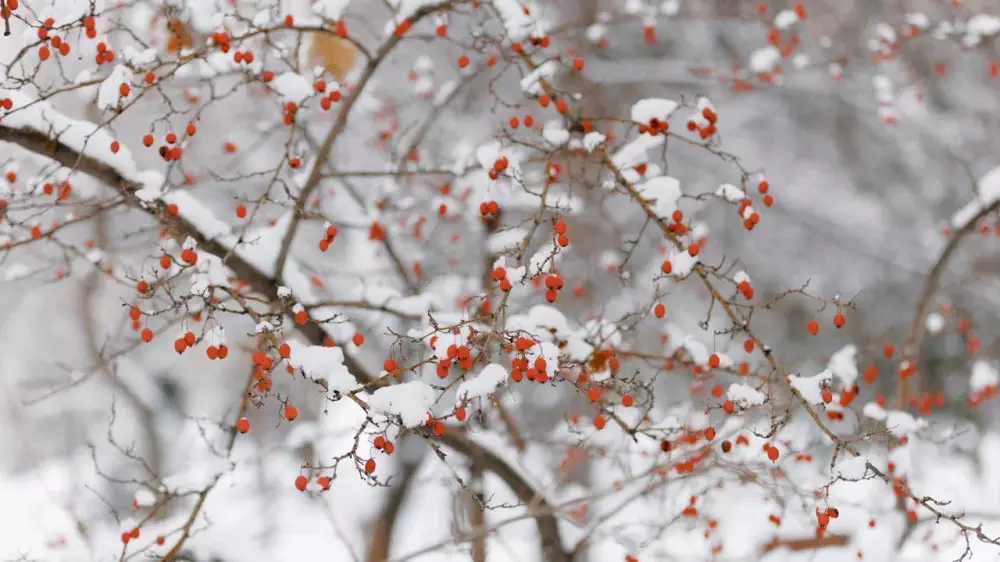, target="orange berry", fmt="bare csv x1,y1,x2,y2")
284,405,298,421
807,319,819,335
294,475,308,491
236,417,250,433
